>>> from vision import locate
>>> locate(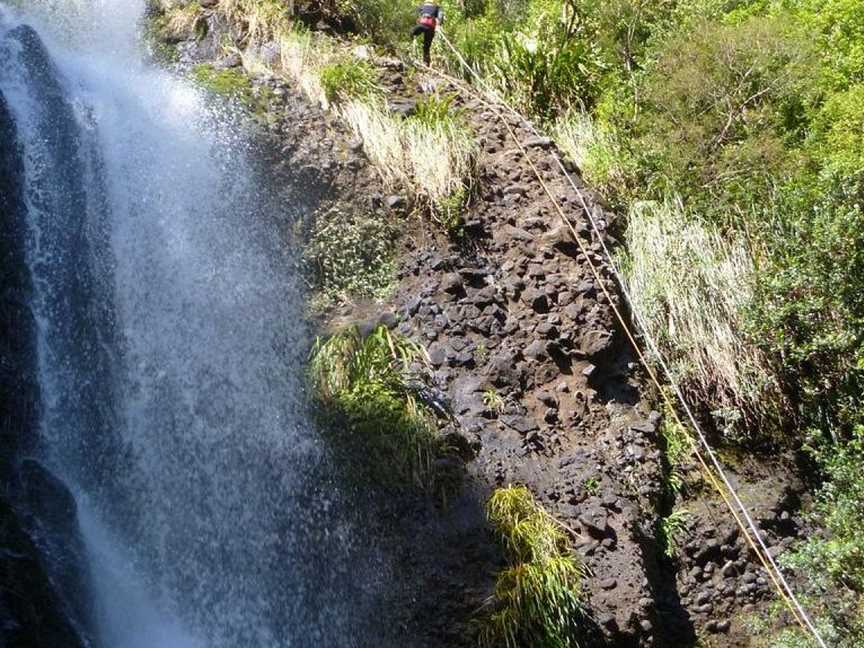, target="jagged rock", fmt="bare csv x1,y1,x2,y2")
523,339,547,360
579,505,610,537
500,415,539,435
441,273,464,295
387,97,417,116
523,136,553,149
578,329,614,358
521,287,548,313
